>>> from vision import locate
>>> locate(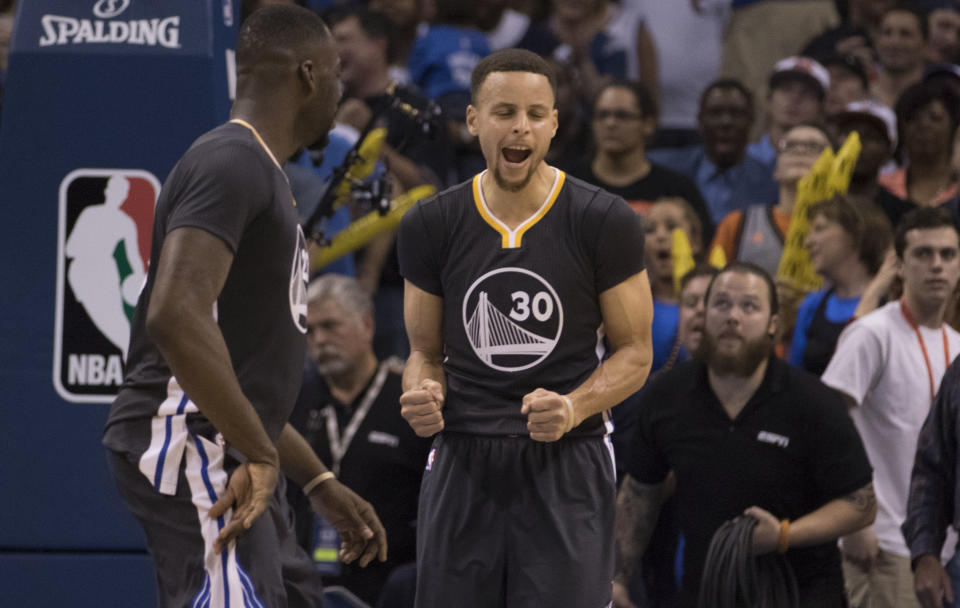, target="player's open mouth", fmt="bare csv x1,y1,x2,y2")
502,146,532,165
